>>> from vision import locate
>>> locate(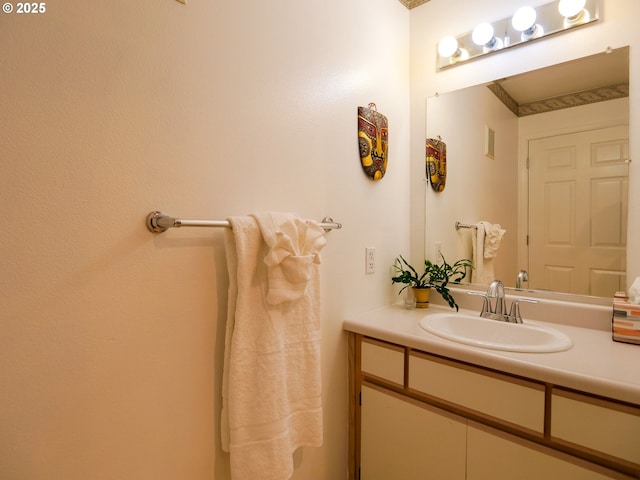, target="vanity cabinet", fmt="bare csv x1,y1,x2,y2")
350,334,640,480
